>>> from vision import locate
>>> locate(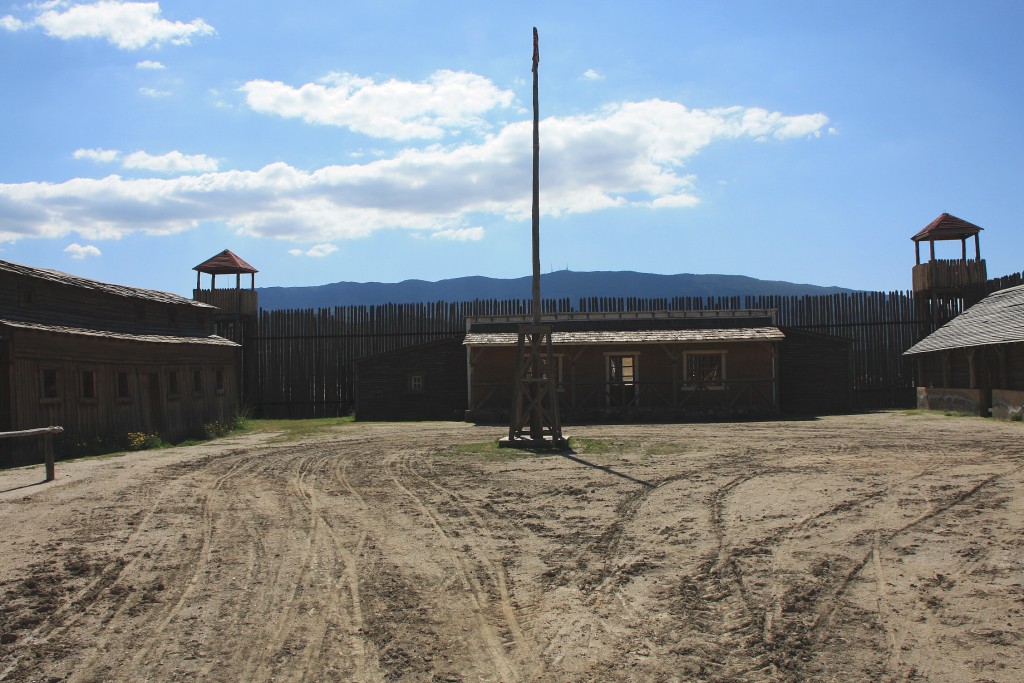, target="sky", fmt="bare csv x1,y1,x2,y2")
1,1,1022,298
